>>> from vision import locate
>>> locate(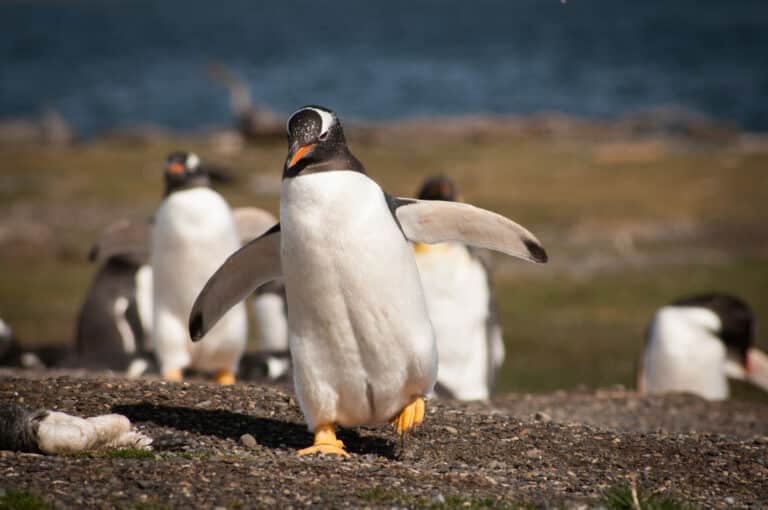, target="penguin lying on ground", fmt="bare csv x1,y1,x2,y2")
189,105,547,457
152,152,248,384
0,402,151,454
0,317,71,370
74,219,155,376
638,292,768,400
412,175,505,401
